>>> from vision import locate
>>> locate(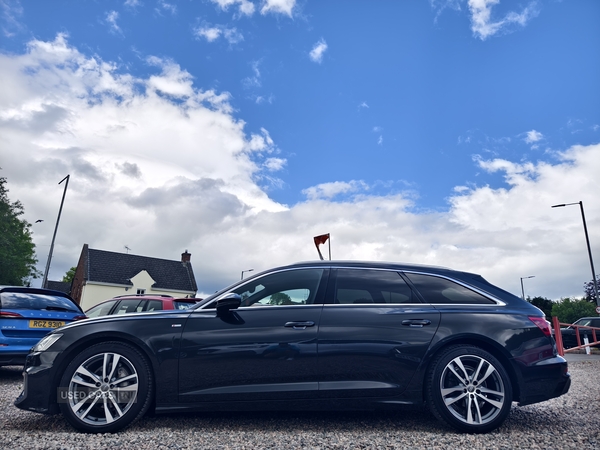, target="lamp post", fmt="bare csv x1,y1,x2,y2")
42,175,70,289
520,276,535,301
552,201,599,307
241,269,254,280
